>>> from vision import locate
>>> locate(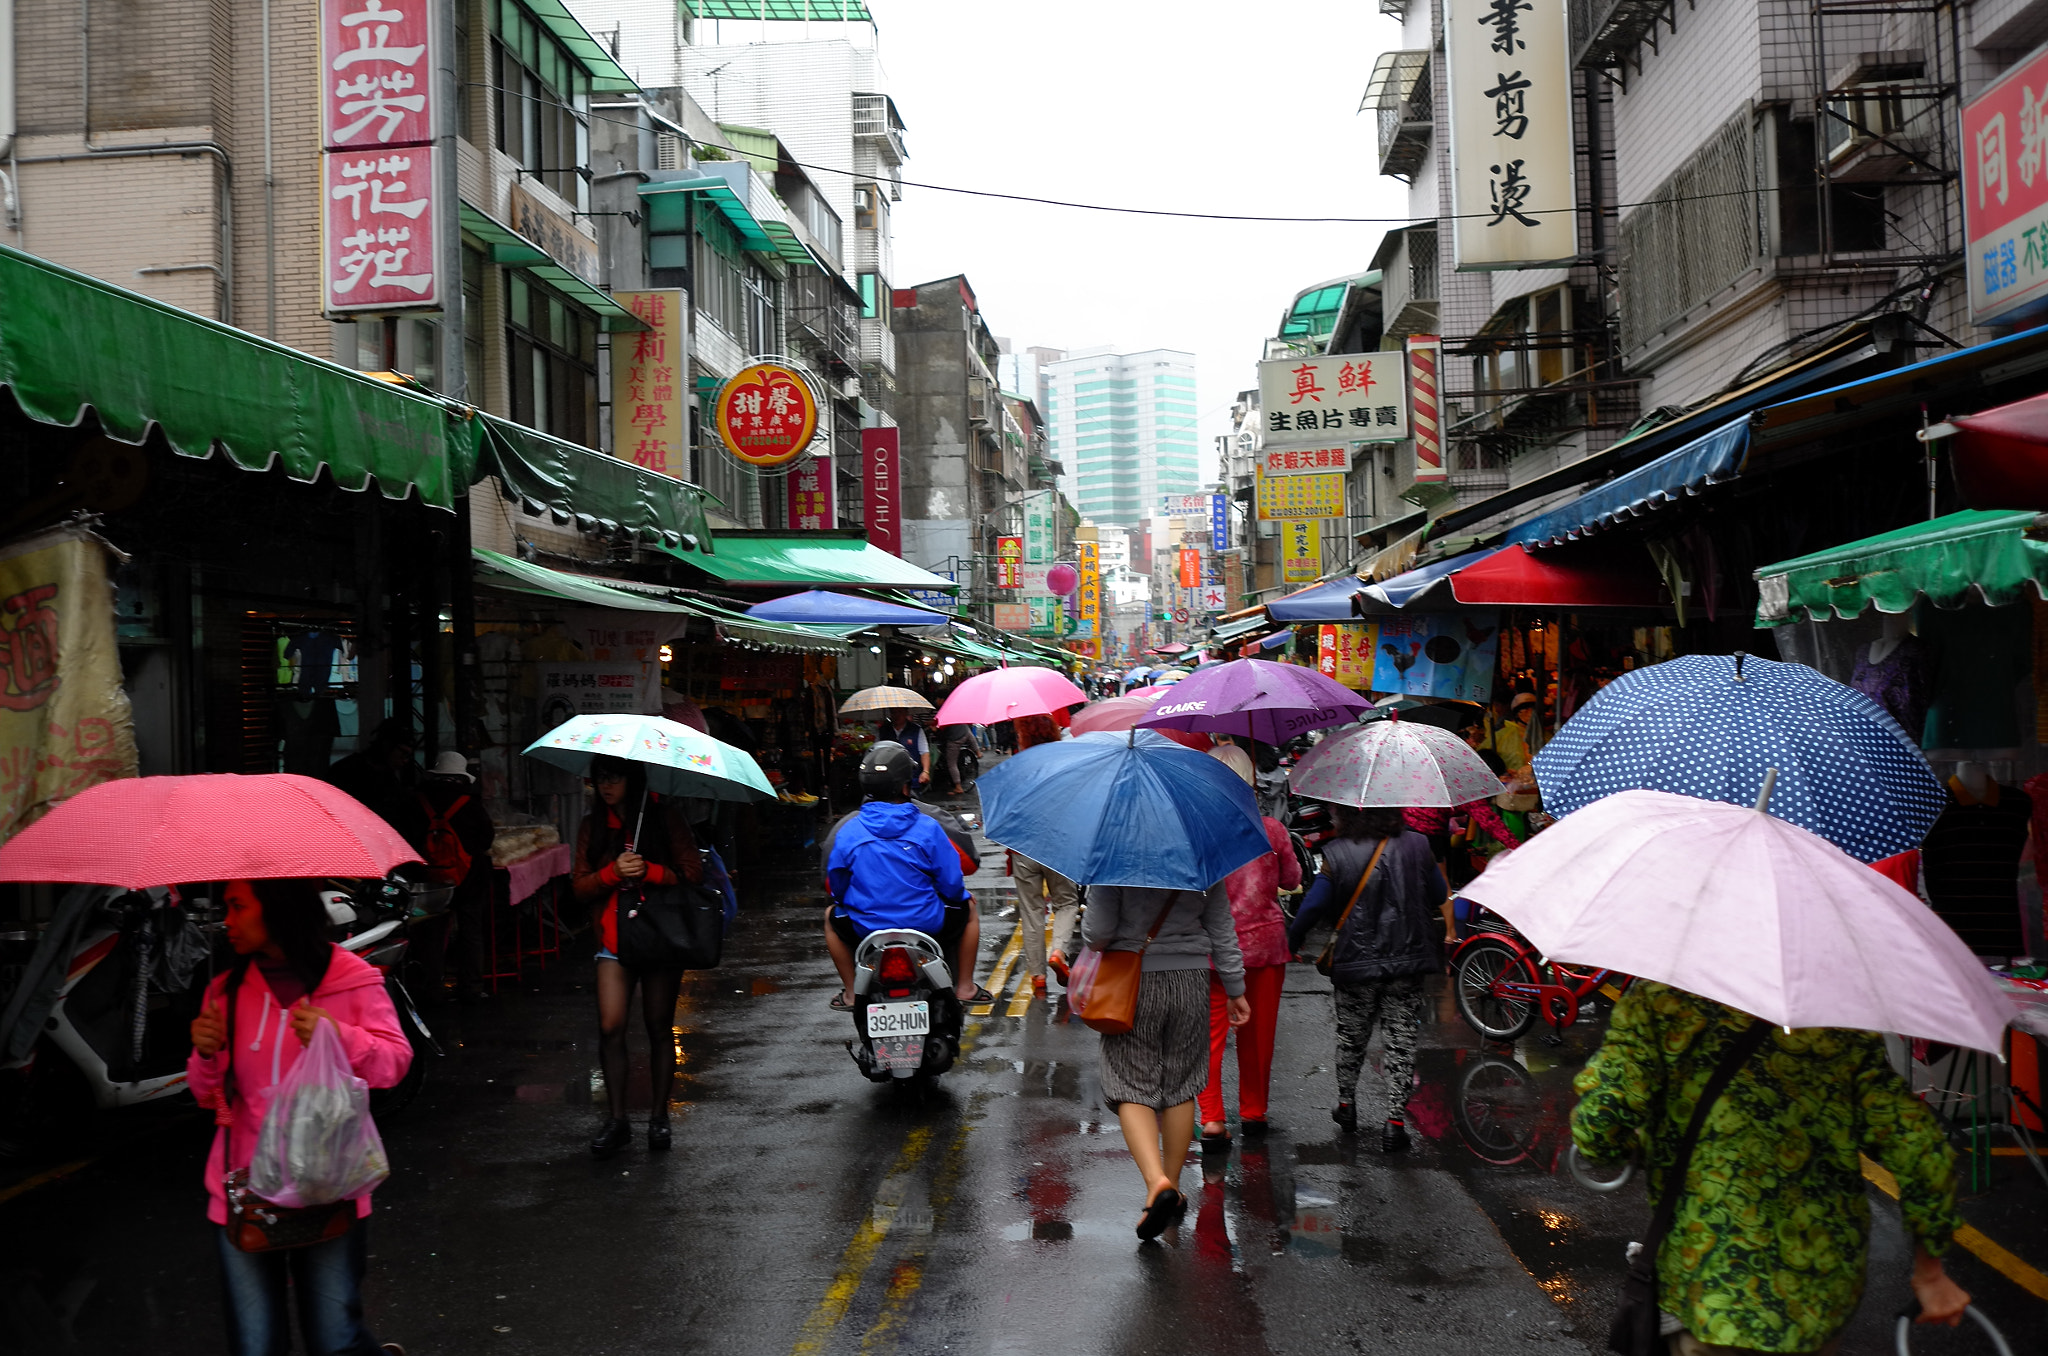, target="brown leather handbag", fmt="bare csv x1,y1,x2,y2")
223,1169,356,1253
1079,897,1180,1035
1314,838,1389,978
